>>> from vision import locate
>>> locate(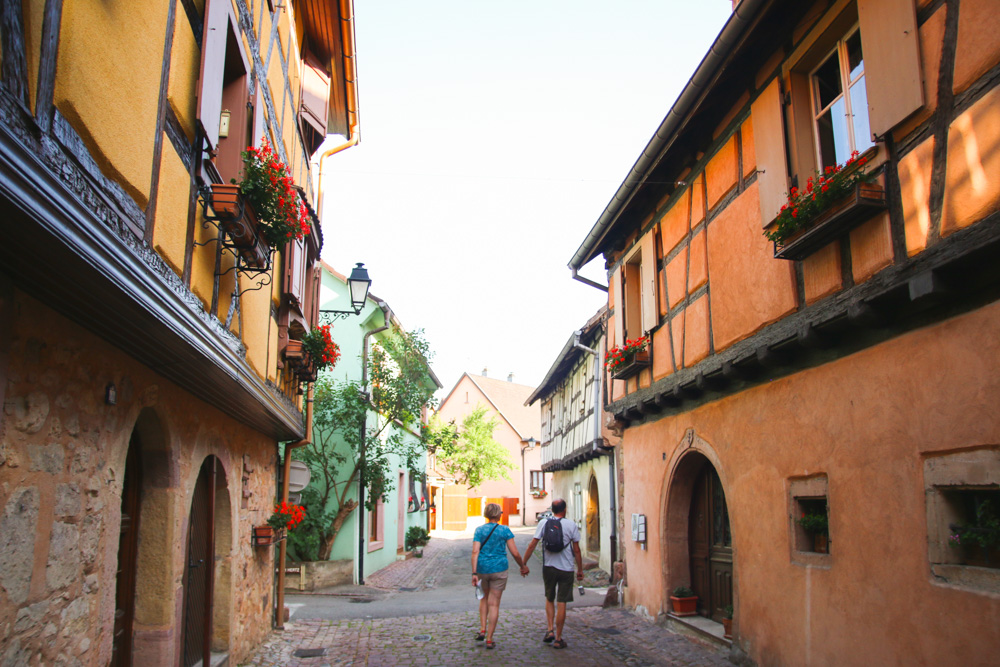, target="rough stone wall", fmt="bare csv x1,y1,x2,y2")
0,291,279,666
